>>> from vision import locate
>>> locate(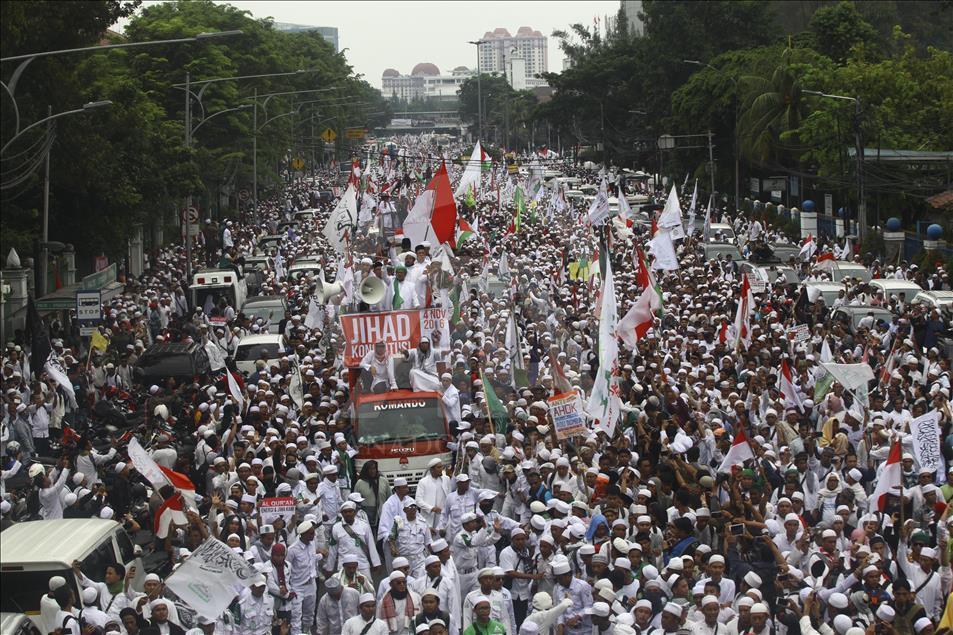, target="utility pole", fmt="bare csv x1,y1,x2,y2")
707,130,716,200
252,87,258,222
854,97,866,241
40,105,51,297
184,71,193,286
